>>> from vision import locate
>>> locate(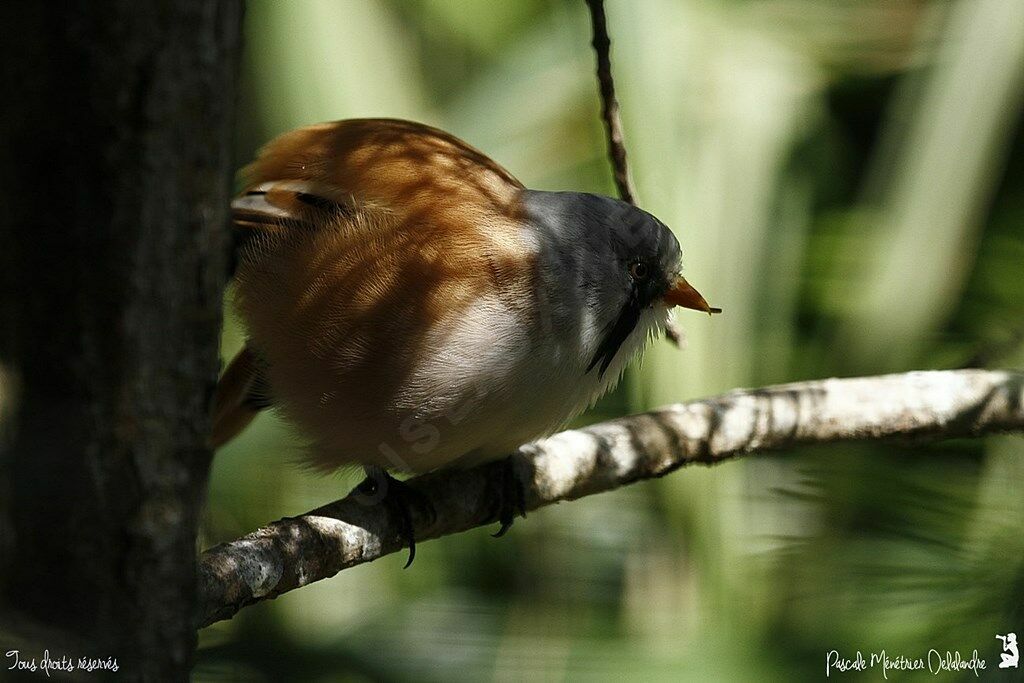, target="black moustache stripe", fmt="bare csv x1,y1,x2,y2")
586,291,642,378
